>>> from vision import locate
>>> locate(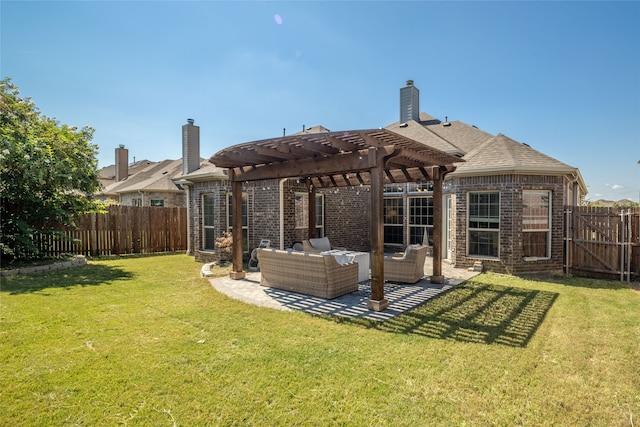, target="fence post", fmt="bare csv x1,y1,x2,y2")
90,212,98,256
564,207,572,277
